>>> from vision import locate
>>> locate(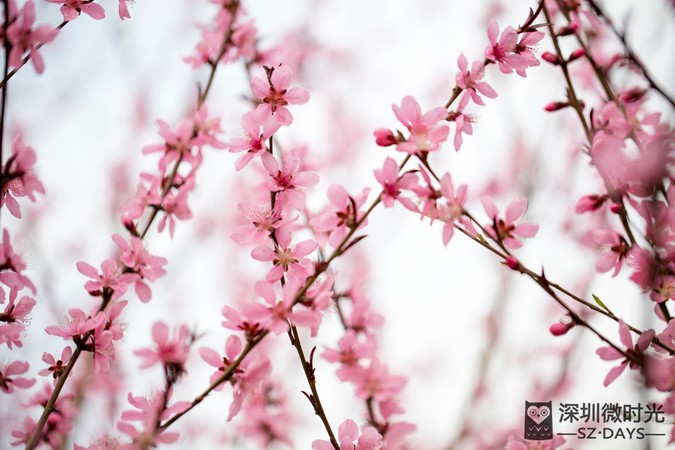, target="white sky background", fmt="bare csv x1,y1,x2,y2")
2,0,675,449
